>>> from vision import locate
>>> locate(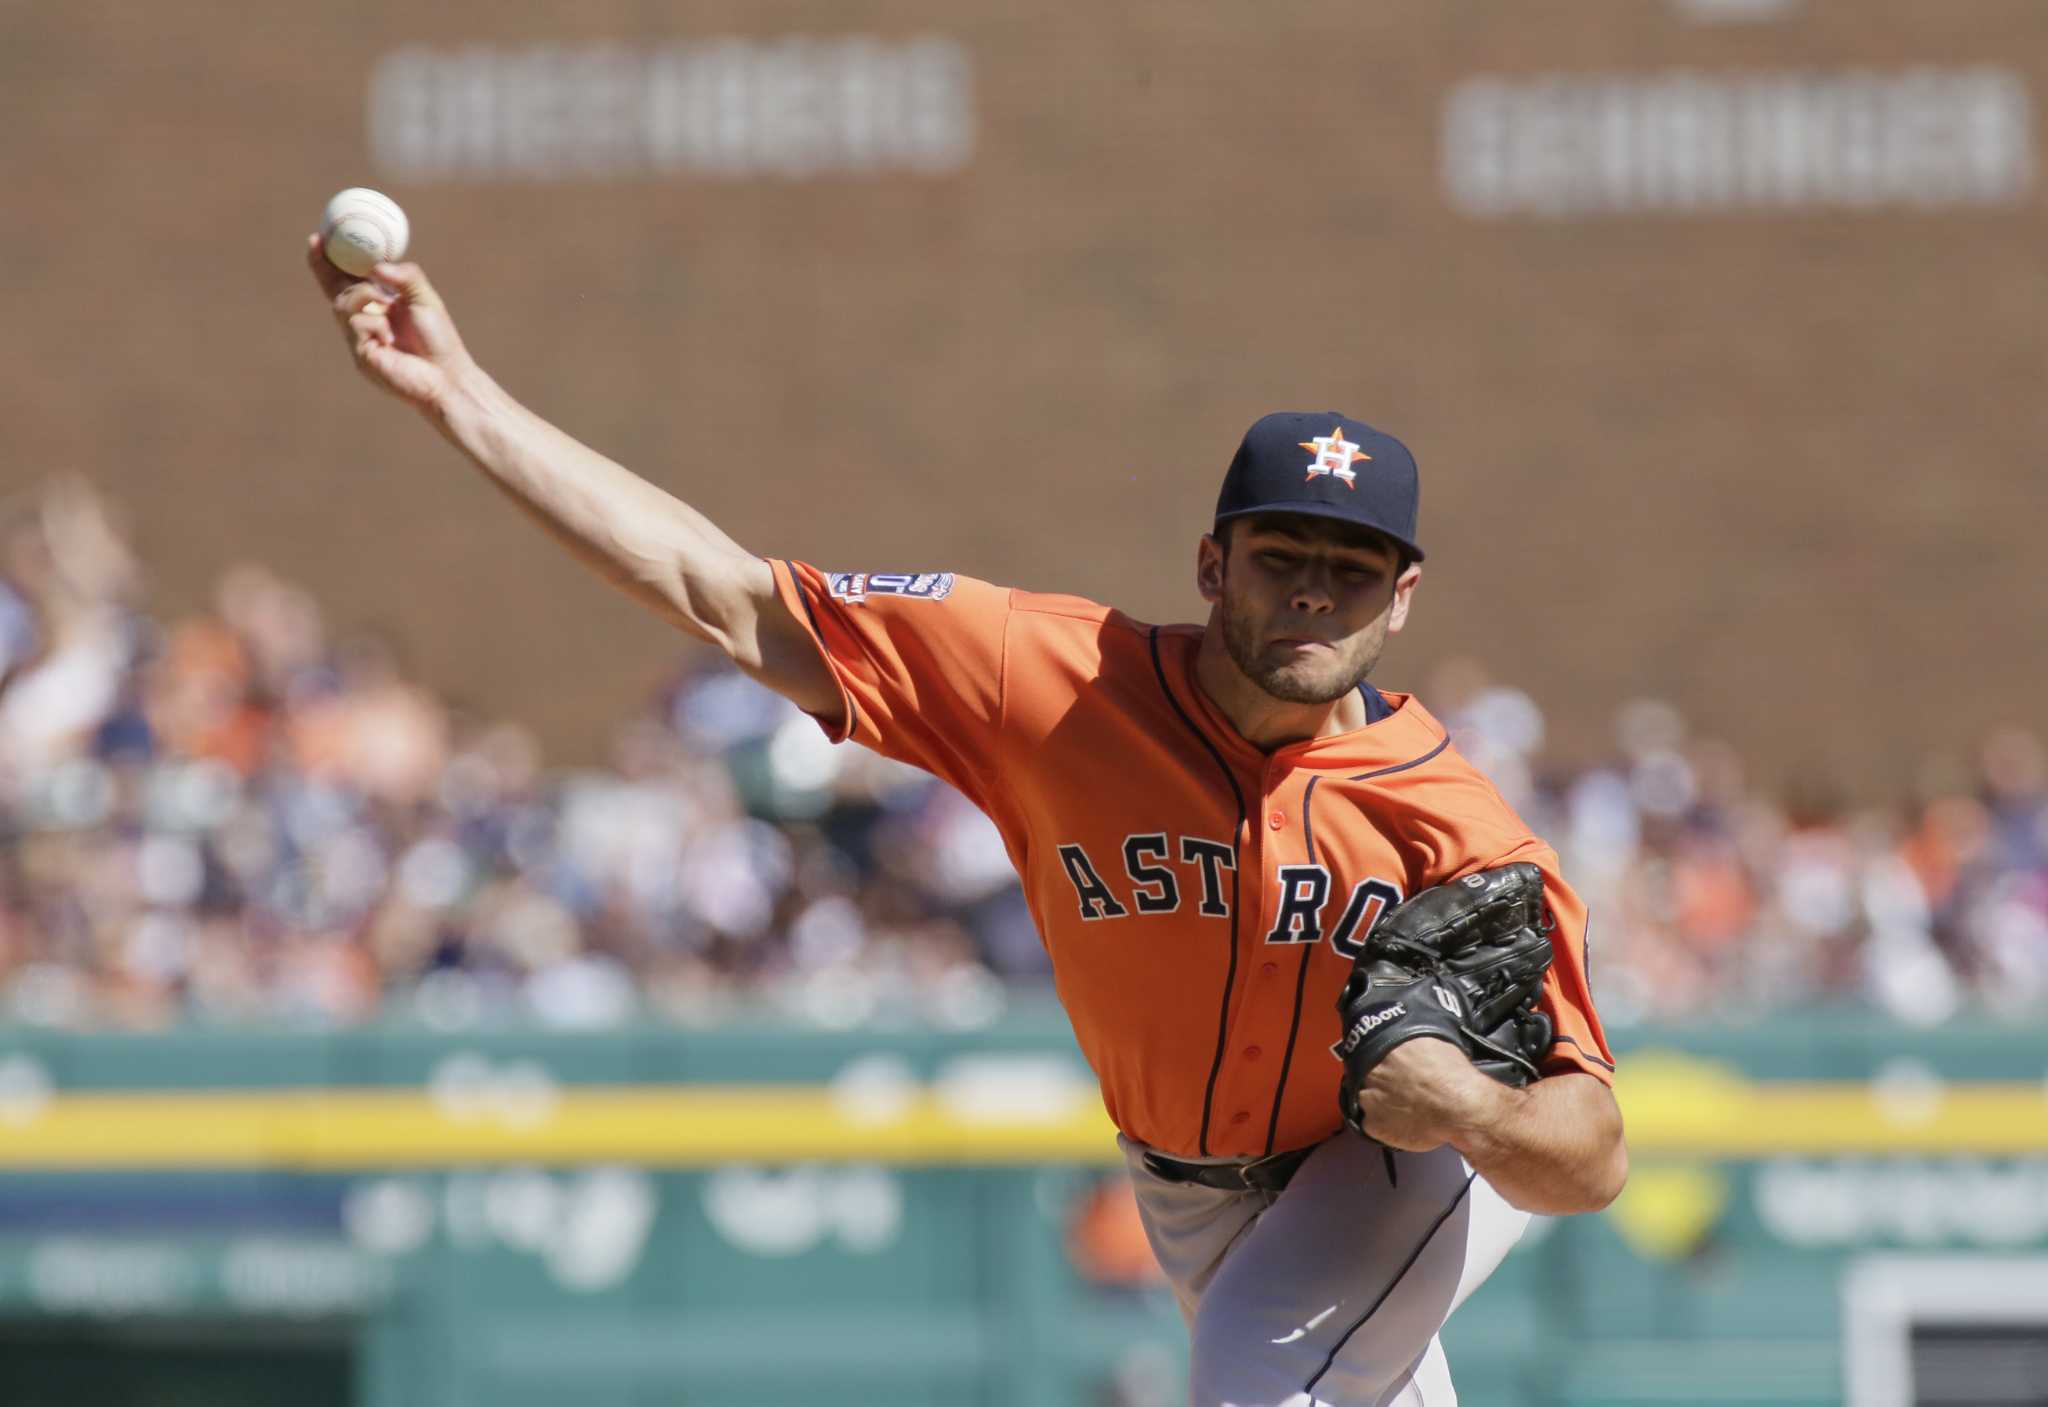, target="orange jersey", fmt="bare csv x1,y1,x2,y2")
772,561,1615,1159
